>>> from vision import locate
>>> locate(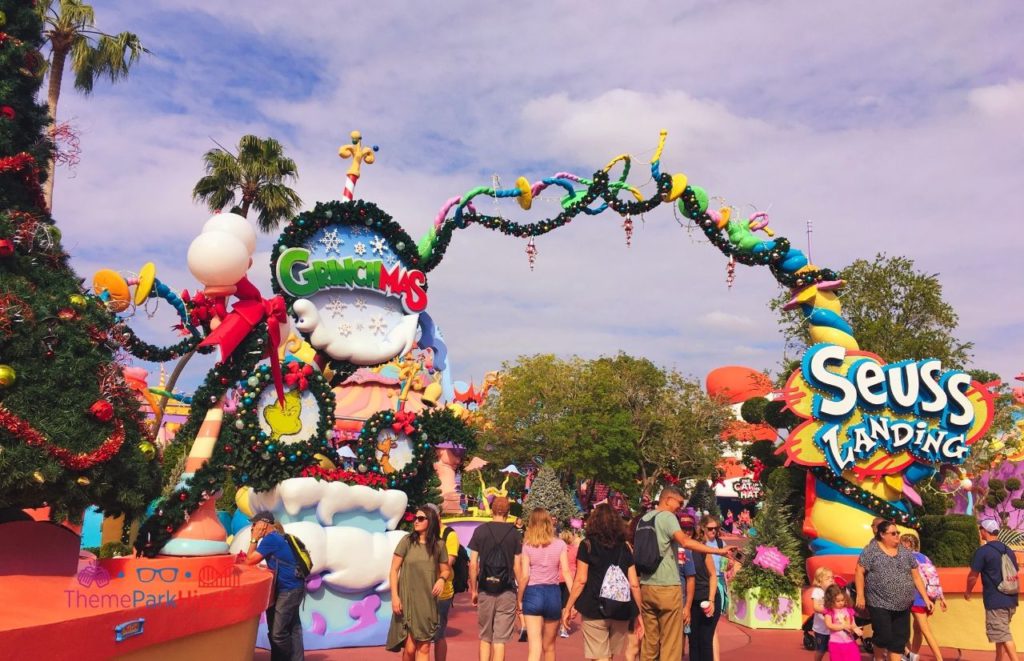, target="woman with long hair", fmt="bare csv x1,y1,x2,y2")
386,507,452,661
900,534,947,661
697,515,735,661
563,504,644,661
688,518,720,661
519,508,574,661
